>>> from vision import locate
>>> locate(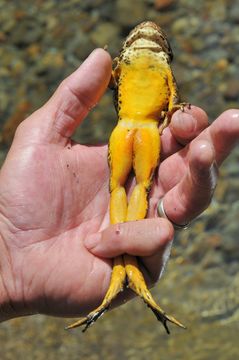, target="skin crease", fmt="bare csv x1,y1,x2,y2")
0,48,238,322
